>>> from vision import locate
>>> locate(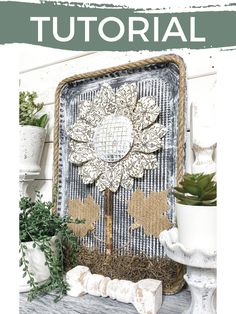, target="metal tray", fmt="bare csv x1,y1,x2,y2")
53,54,186,259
